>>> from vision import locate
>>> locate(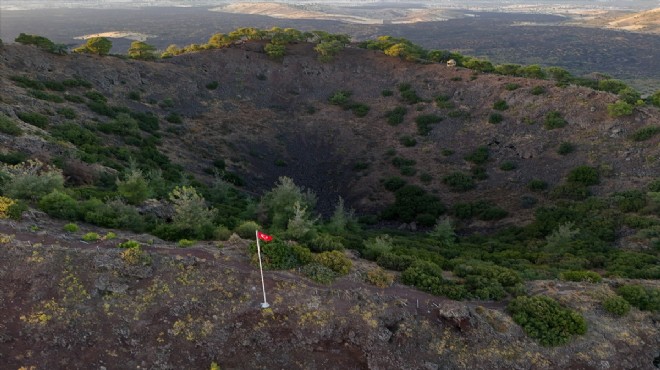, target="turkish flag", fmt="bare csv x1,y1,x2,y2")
257,231,273,242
